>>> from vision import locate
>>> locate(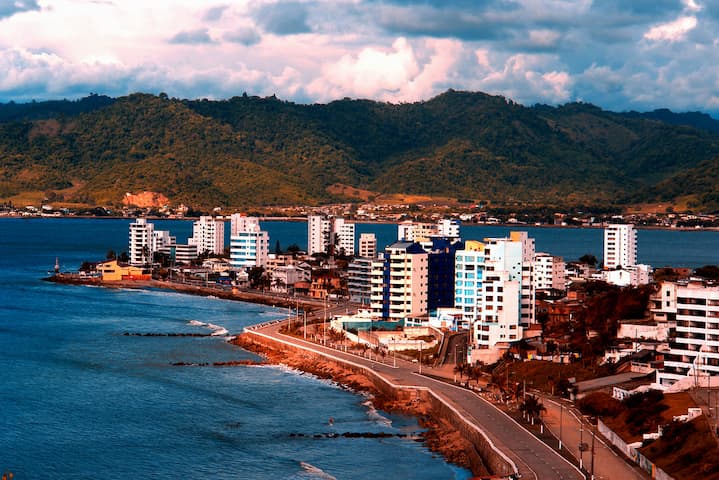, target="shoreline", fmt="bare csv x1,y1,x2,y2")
232,333,488,477
6,214,719,232
45,275,325,311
